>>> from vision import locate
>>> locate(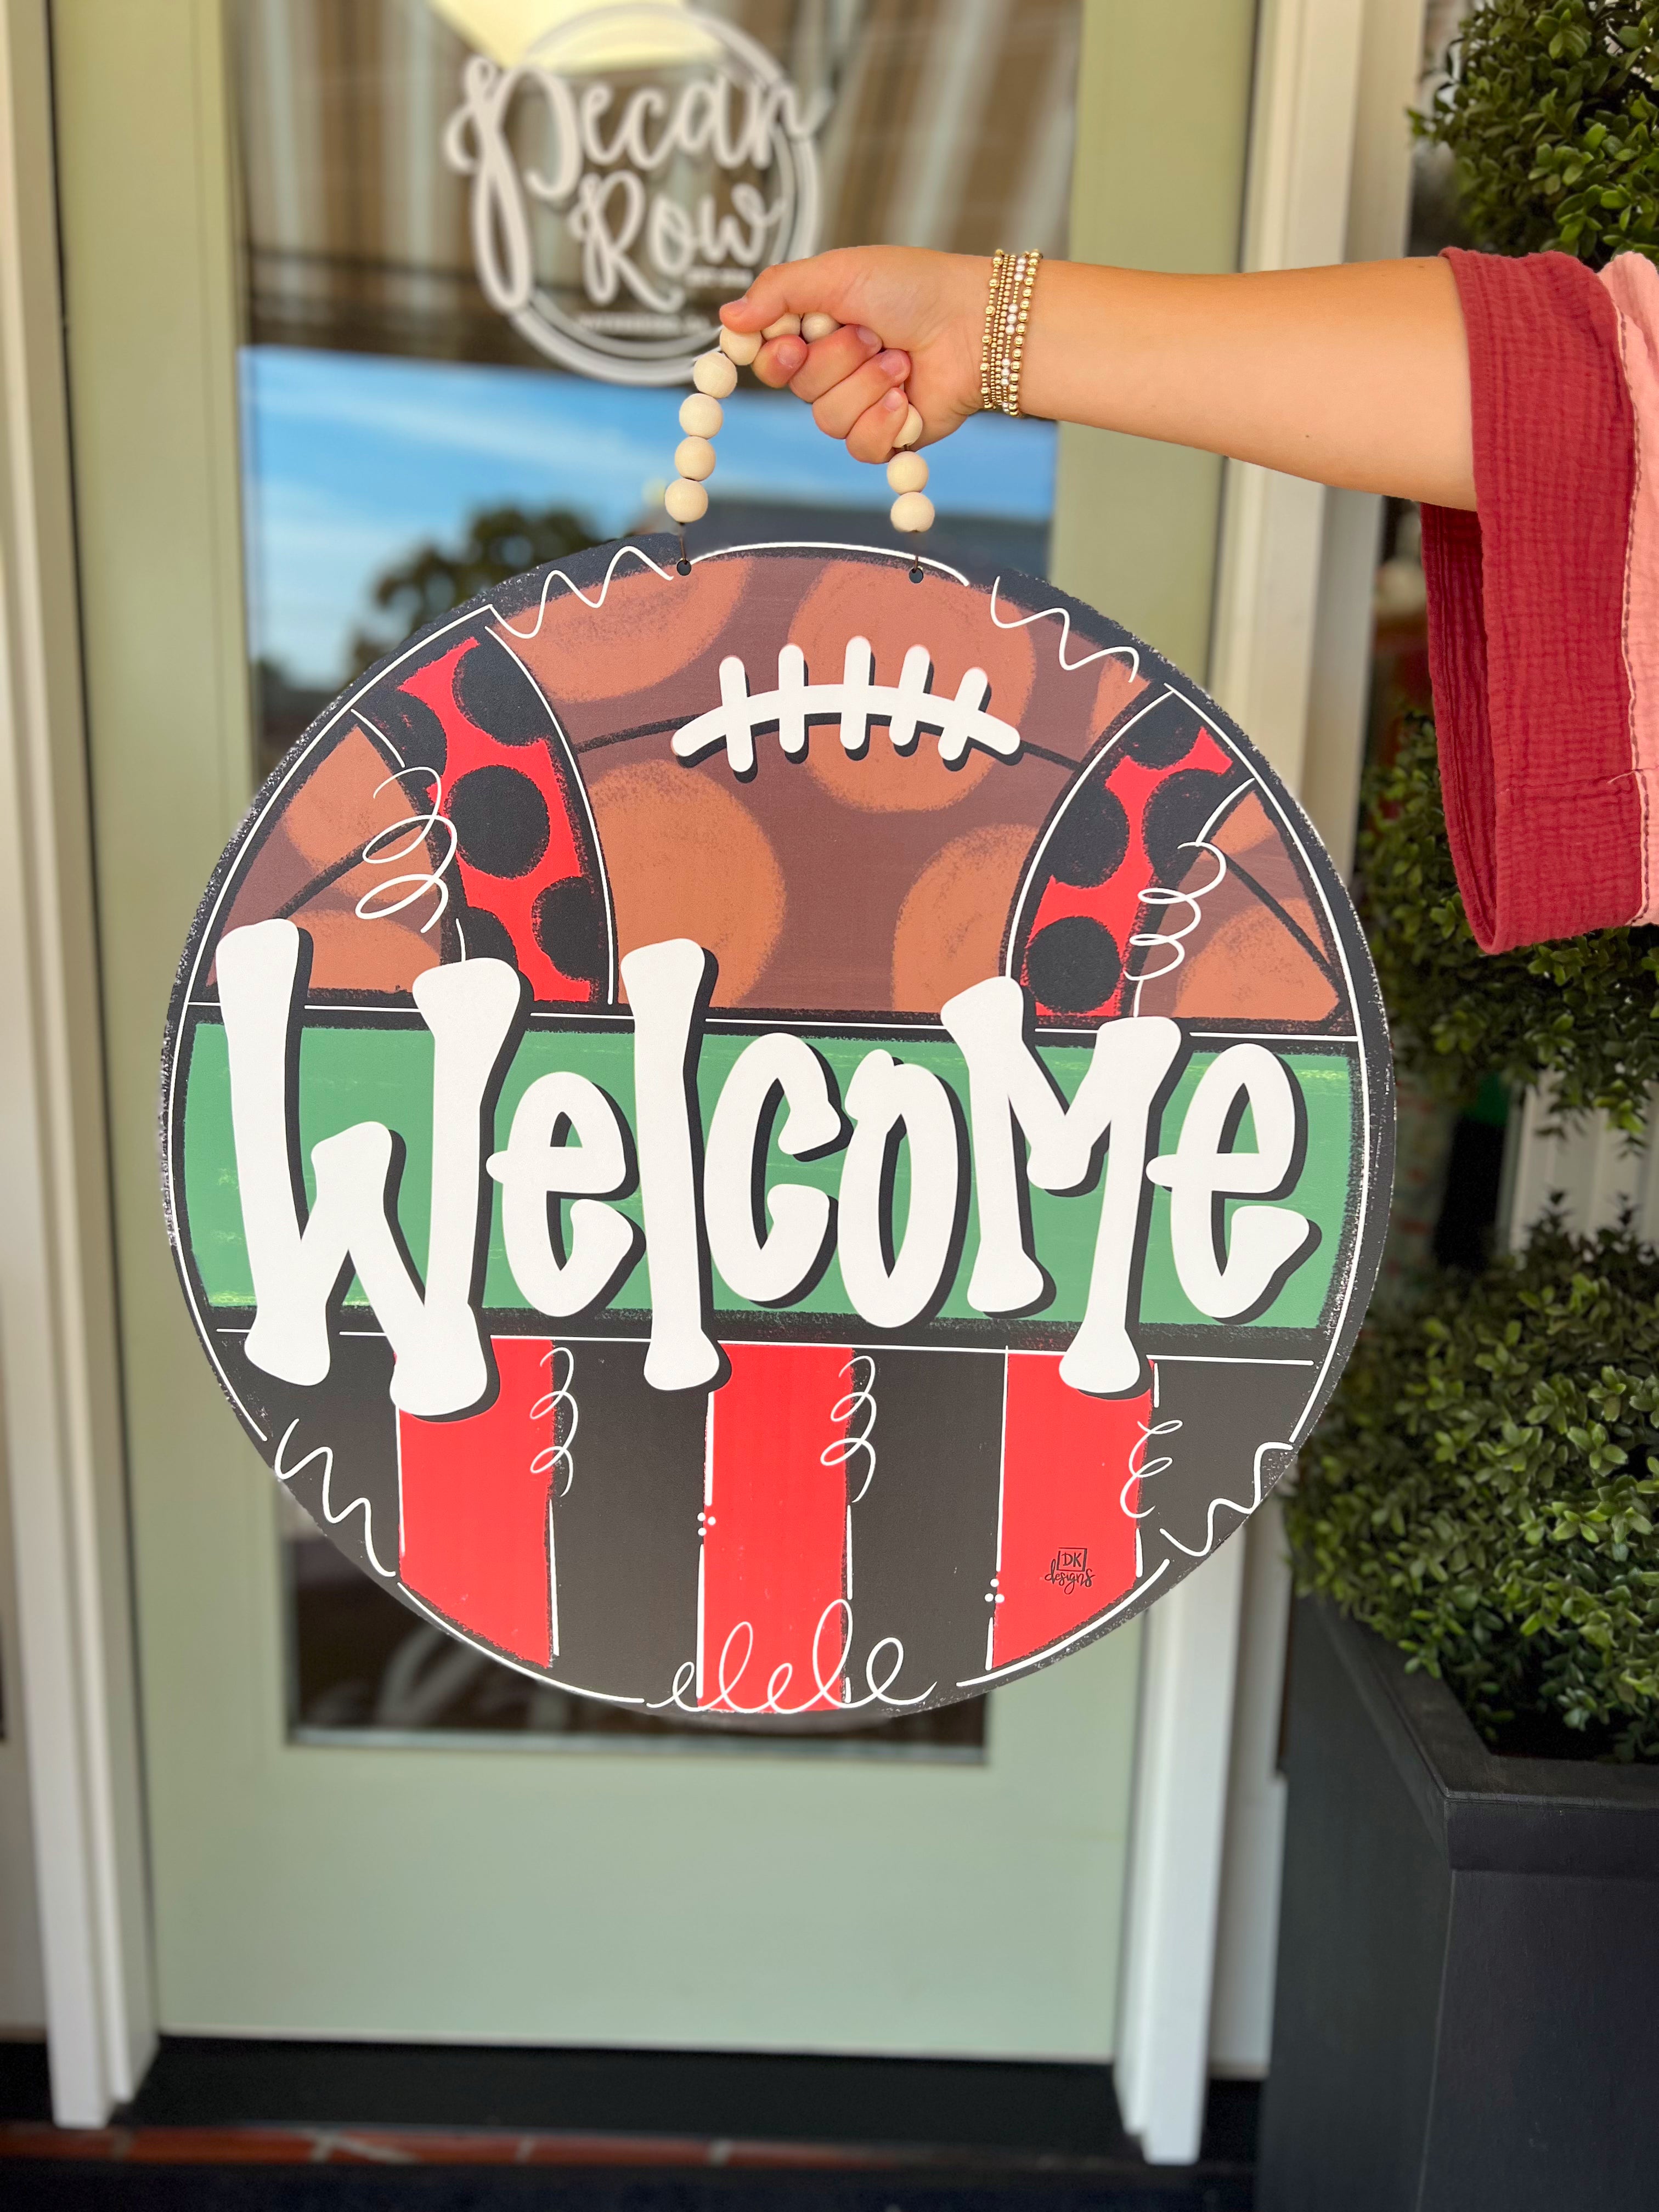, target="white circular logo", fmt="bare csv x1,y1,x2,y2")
444,4,827,386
